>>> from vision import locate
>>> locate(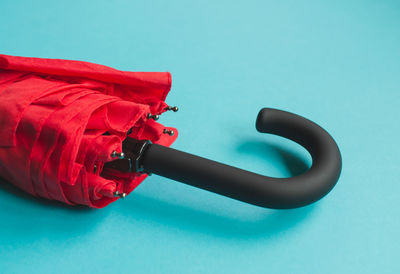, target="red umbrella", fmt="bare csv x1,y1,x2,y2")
0,54,342,209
